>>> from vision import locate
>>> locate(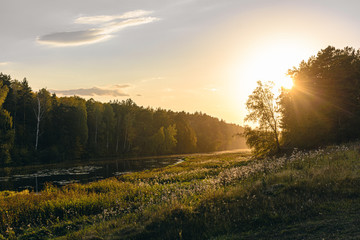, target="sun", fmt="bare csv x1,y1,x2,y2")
247,42,299,92
231,40,308,98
